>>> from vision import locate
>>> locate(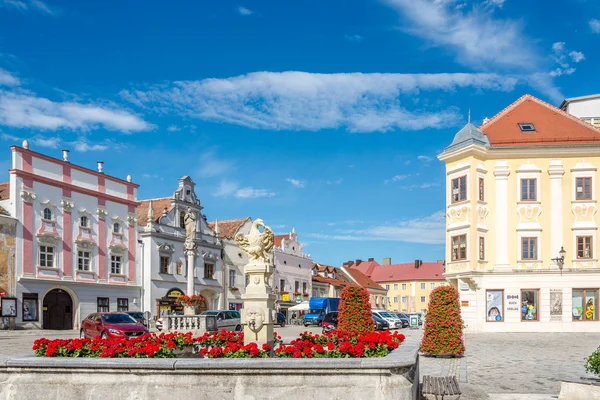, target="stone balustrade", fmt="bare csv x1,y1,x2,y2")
165,314,206,332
